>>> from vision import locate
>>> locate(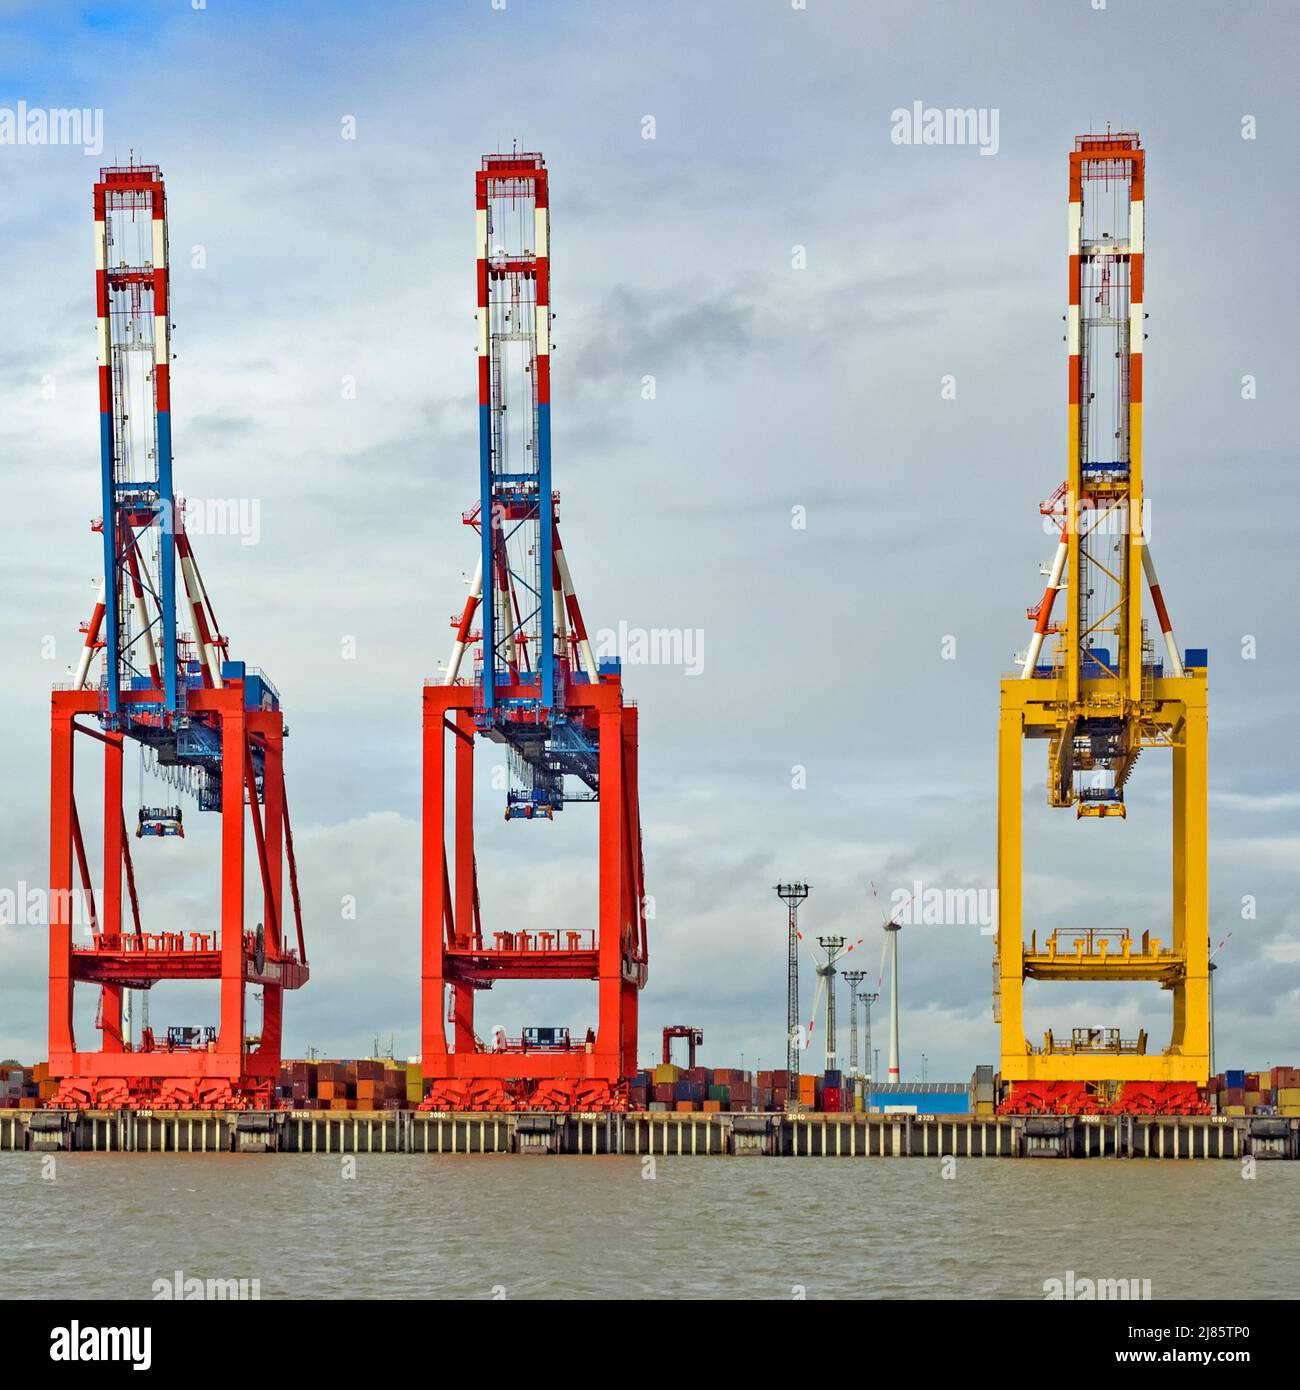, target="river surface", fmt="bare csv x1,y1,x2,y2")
2,1154,1296,1299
